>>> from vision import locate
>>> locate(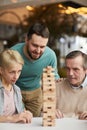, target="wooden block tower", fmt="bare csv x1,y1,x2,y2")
42,66,56,126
